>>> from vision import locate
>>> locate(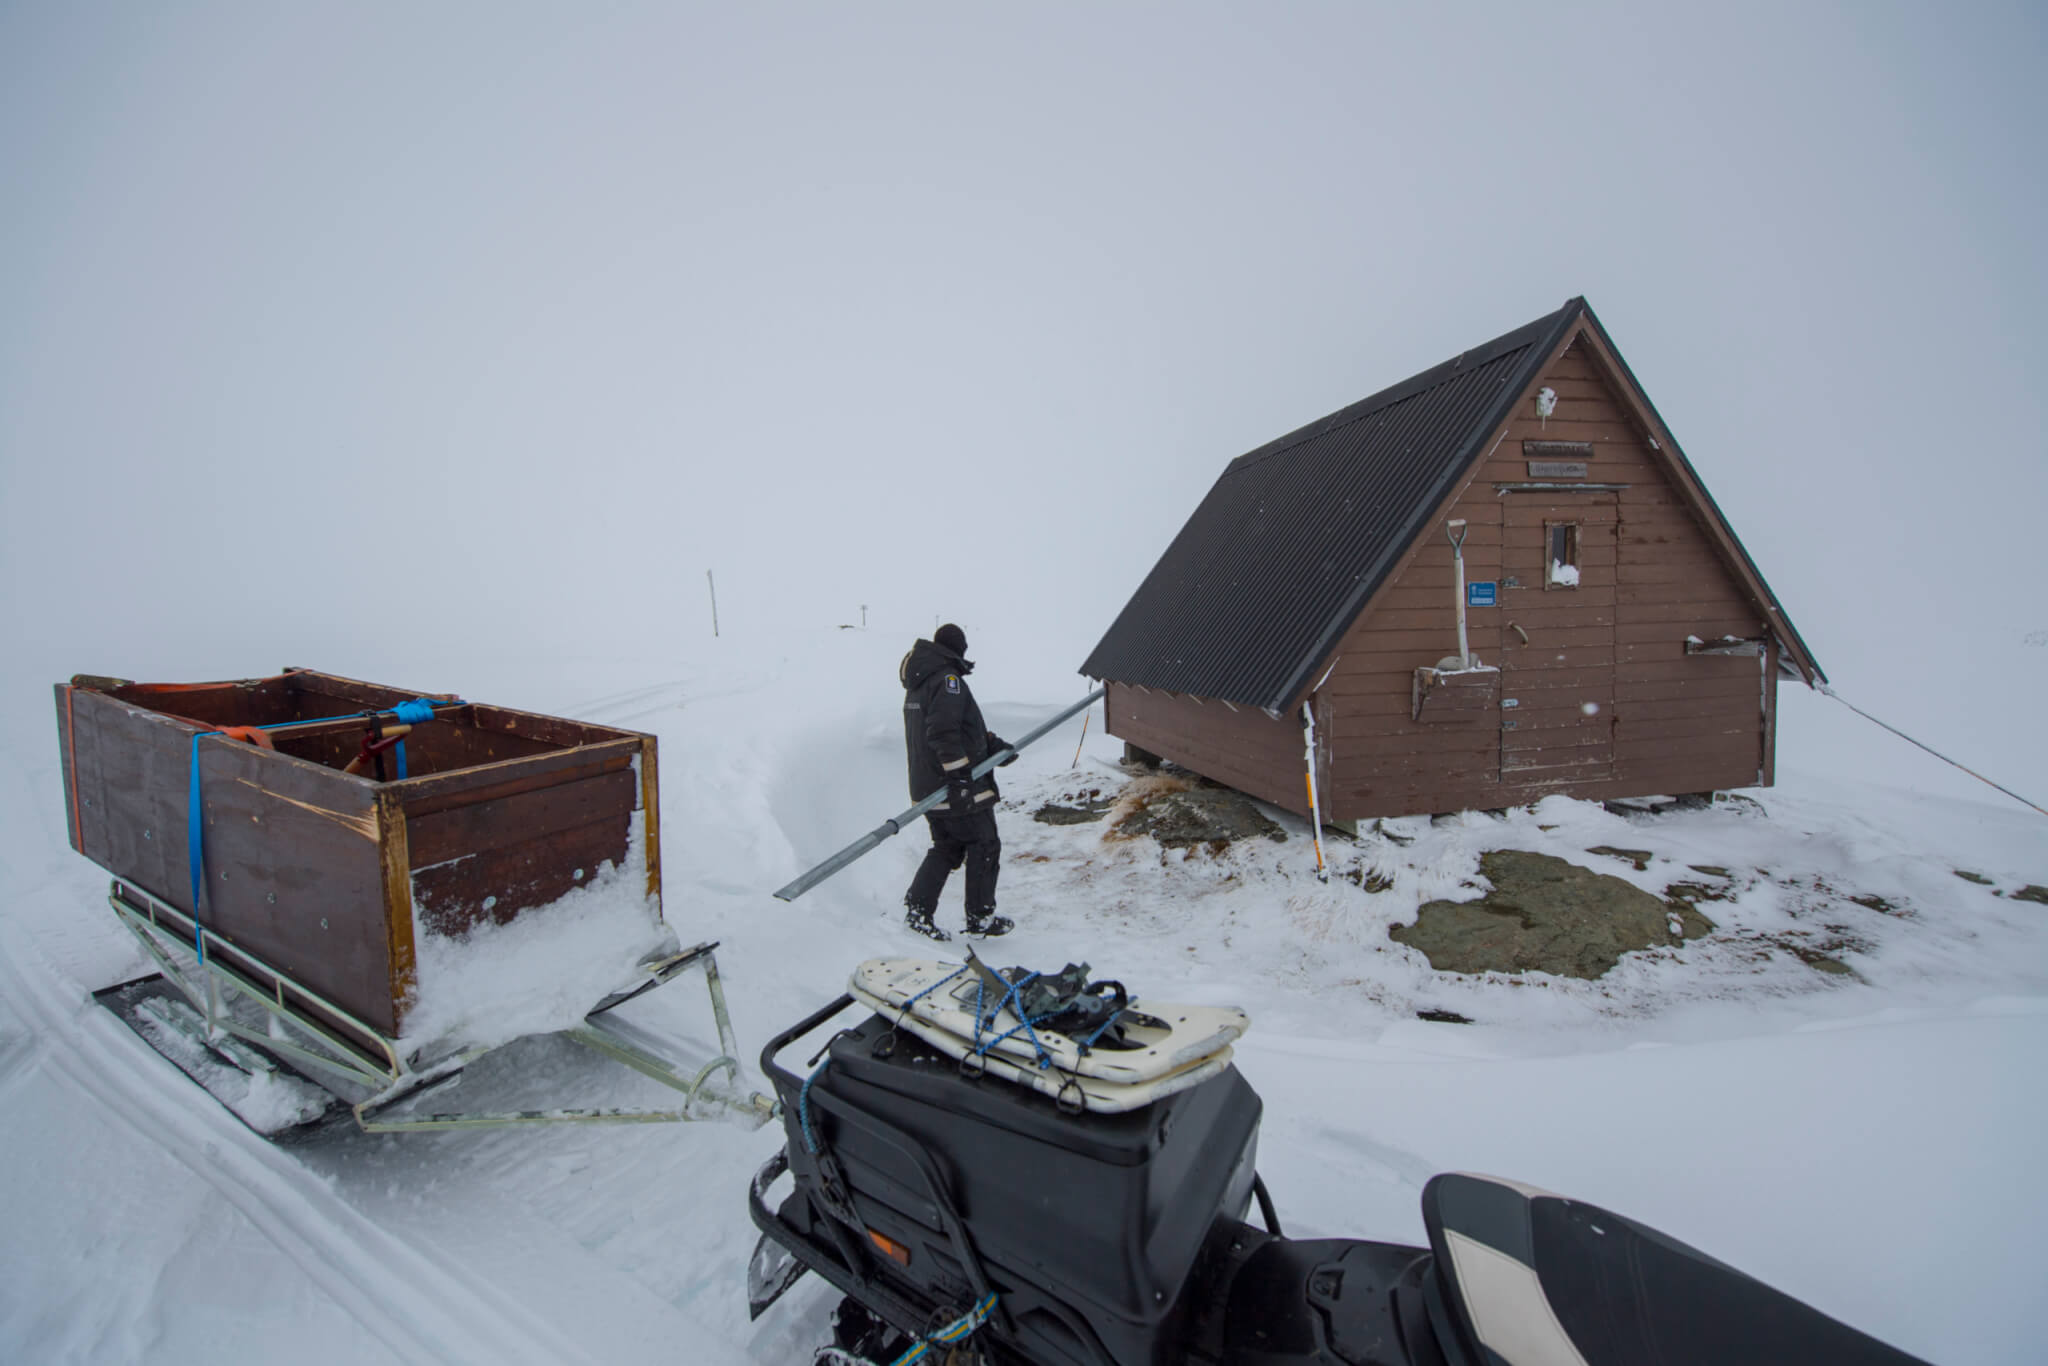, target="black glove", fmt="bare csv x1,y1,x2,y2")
987,735,1019,767
948,776,977,808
